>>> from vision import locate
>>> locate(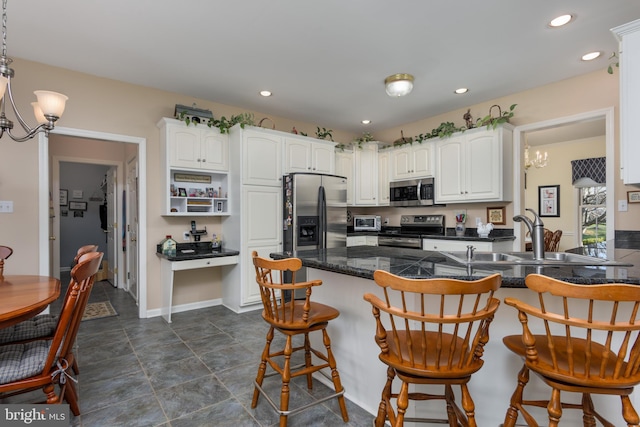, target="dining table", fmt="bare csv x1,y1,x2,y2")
0,275,61,329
